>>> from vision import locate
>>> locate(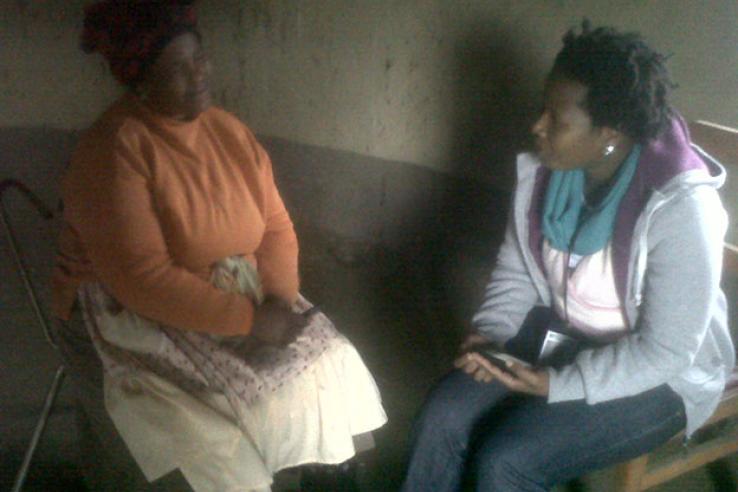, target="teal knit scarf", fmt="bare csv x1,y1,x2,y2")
542,145,641,256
